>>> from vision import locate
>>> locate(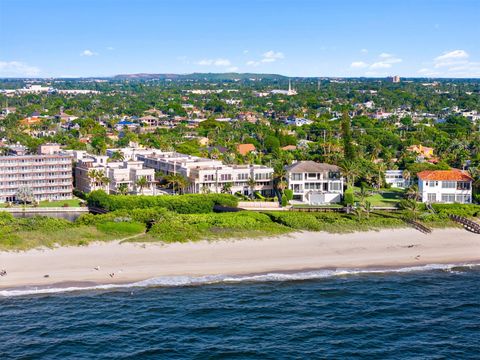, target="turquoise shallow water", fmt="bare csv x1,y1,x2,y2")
1,265,479,359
